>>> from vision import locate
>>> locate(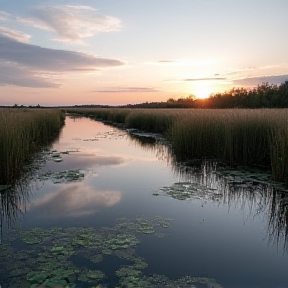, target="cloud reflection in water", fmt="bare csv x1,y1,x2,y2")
46,153,126,170
28,183,121,218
